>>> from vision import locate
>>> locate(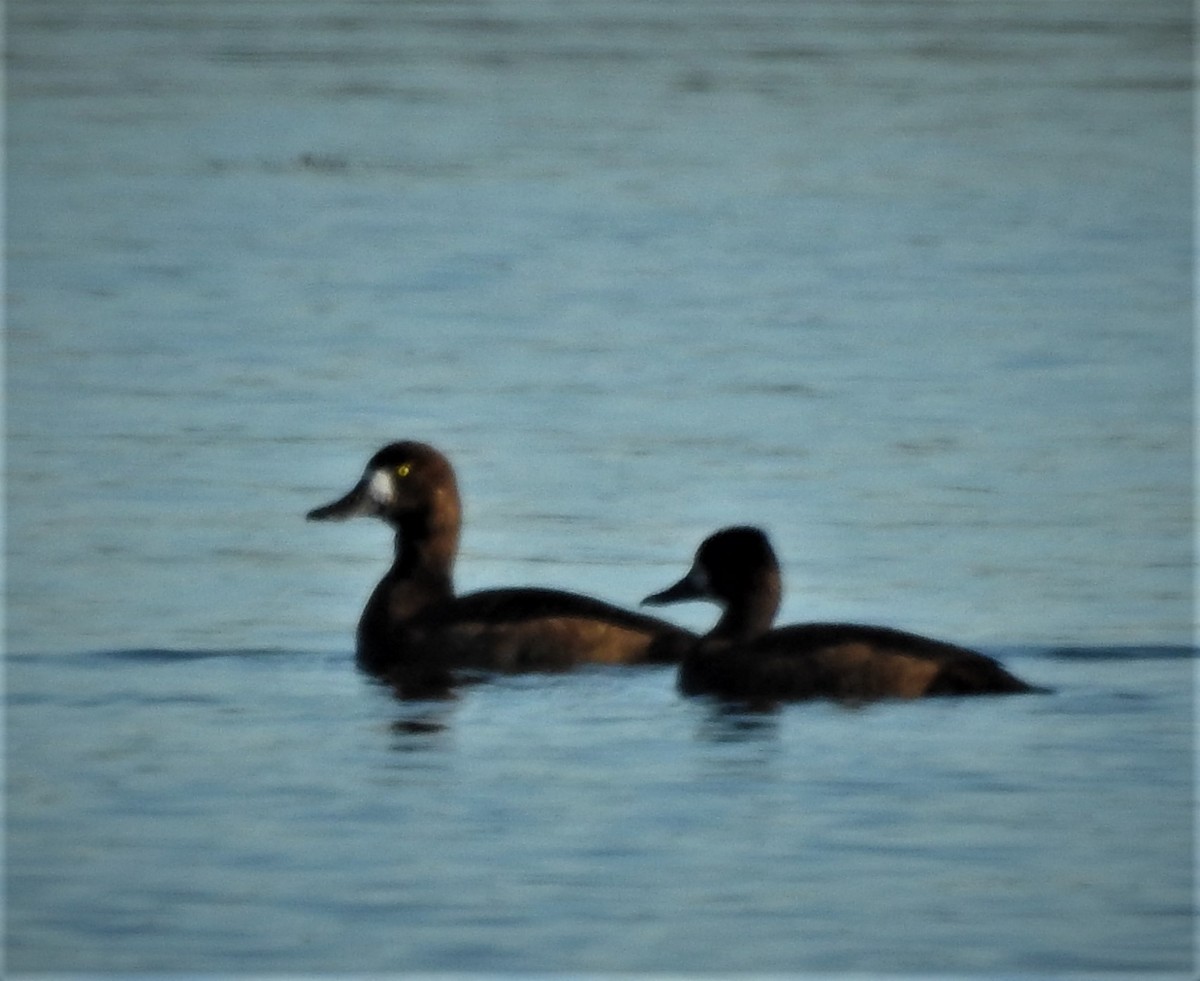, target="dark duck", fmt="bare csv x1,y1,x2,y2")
308,441,694,694
643,526,1043,704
